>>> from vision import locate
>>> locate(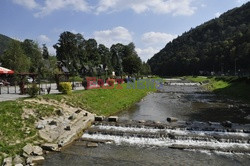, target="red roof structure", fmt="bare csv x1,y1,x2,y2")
0,67,14,74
